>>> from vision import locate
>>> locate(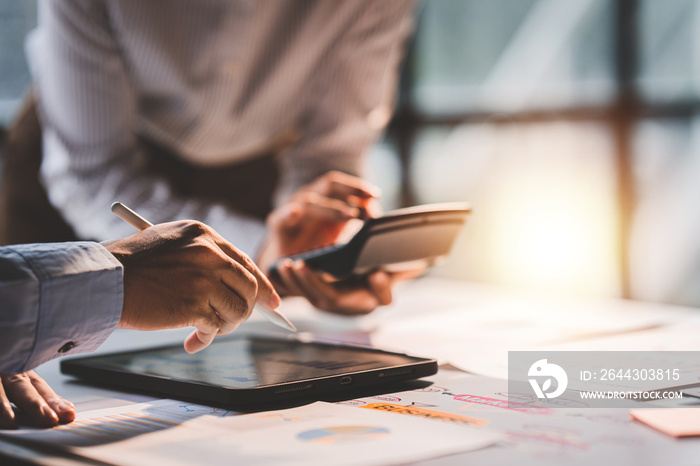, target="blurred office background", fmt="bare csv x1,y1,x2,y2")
1,0,699,307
